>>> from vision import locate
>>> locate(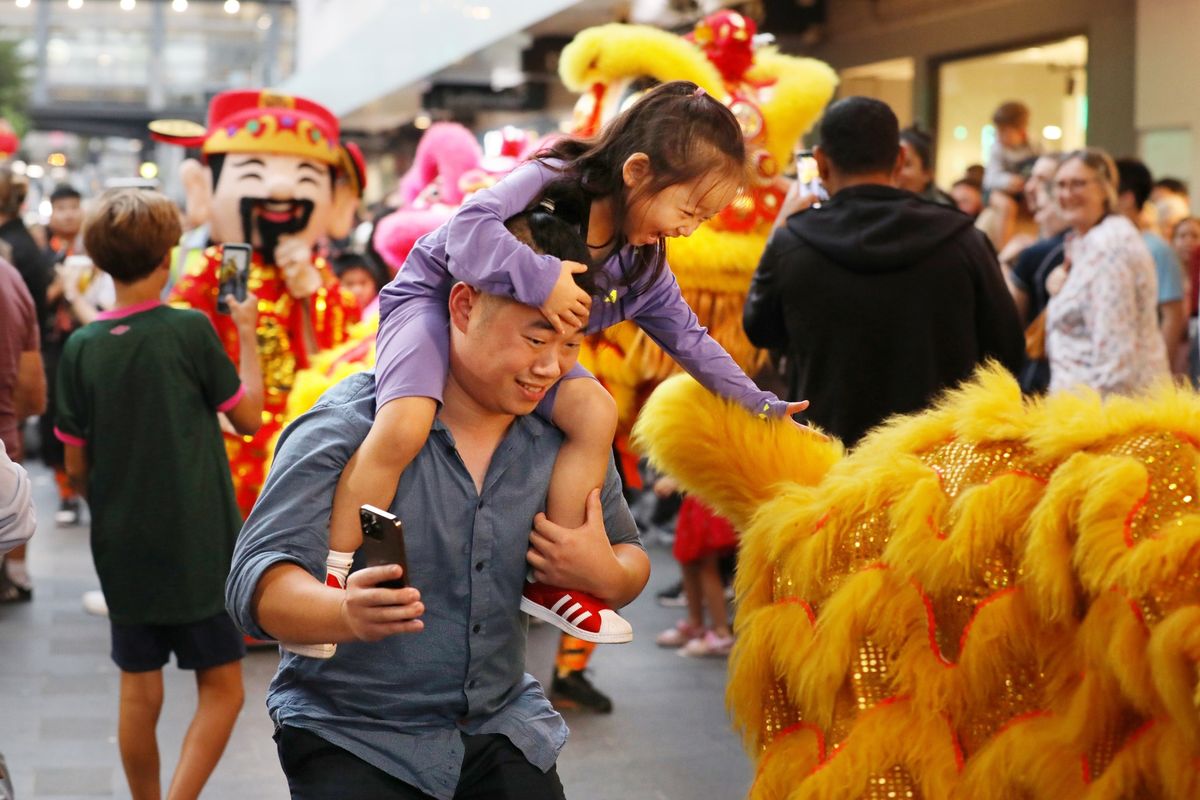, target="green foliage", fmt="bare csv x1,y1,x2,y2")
0,39,29,136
